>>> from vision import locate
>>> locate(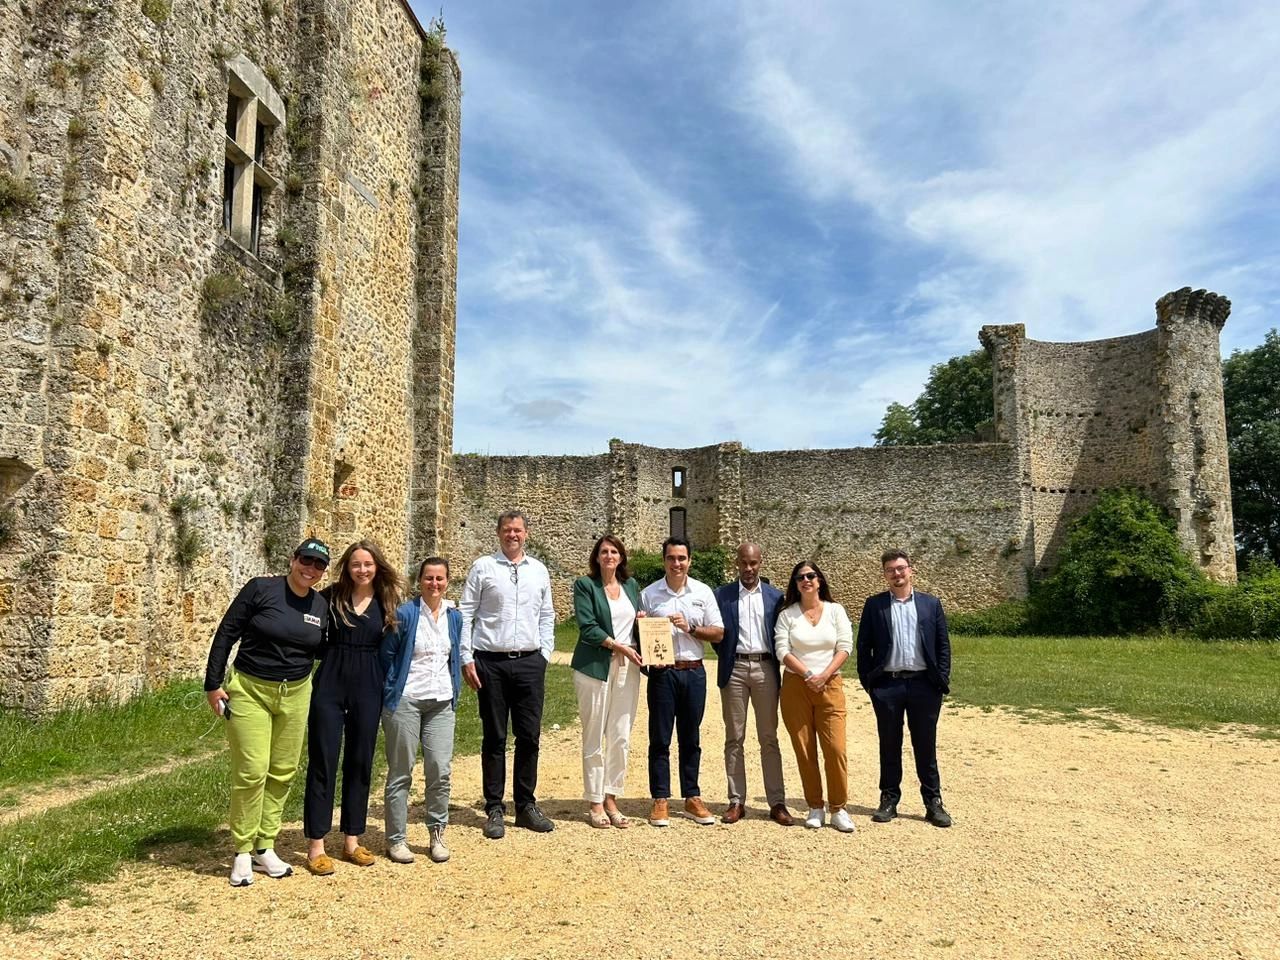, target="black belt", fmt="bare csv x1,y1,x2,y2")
736,653,773,662
474,649,540,660
885,669,926,679
654,659,704,671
